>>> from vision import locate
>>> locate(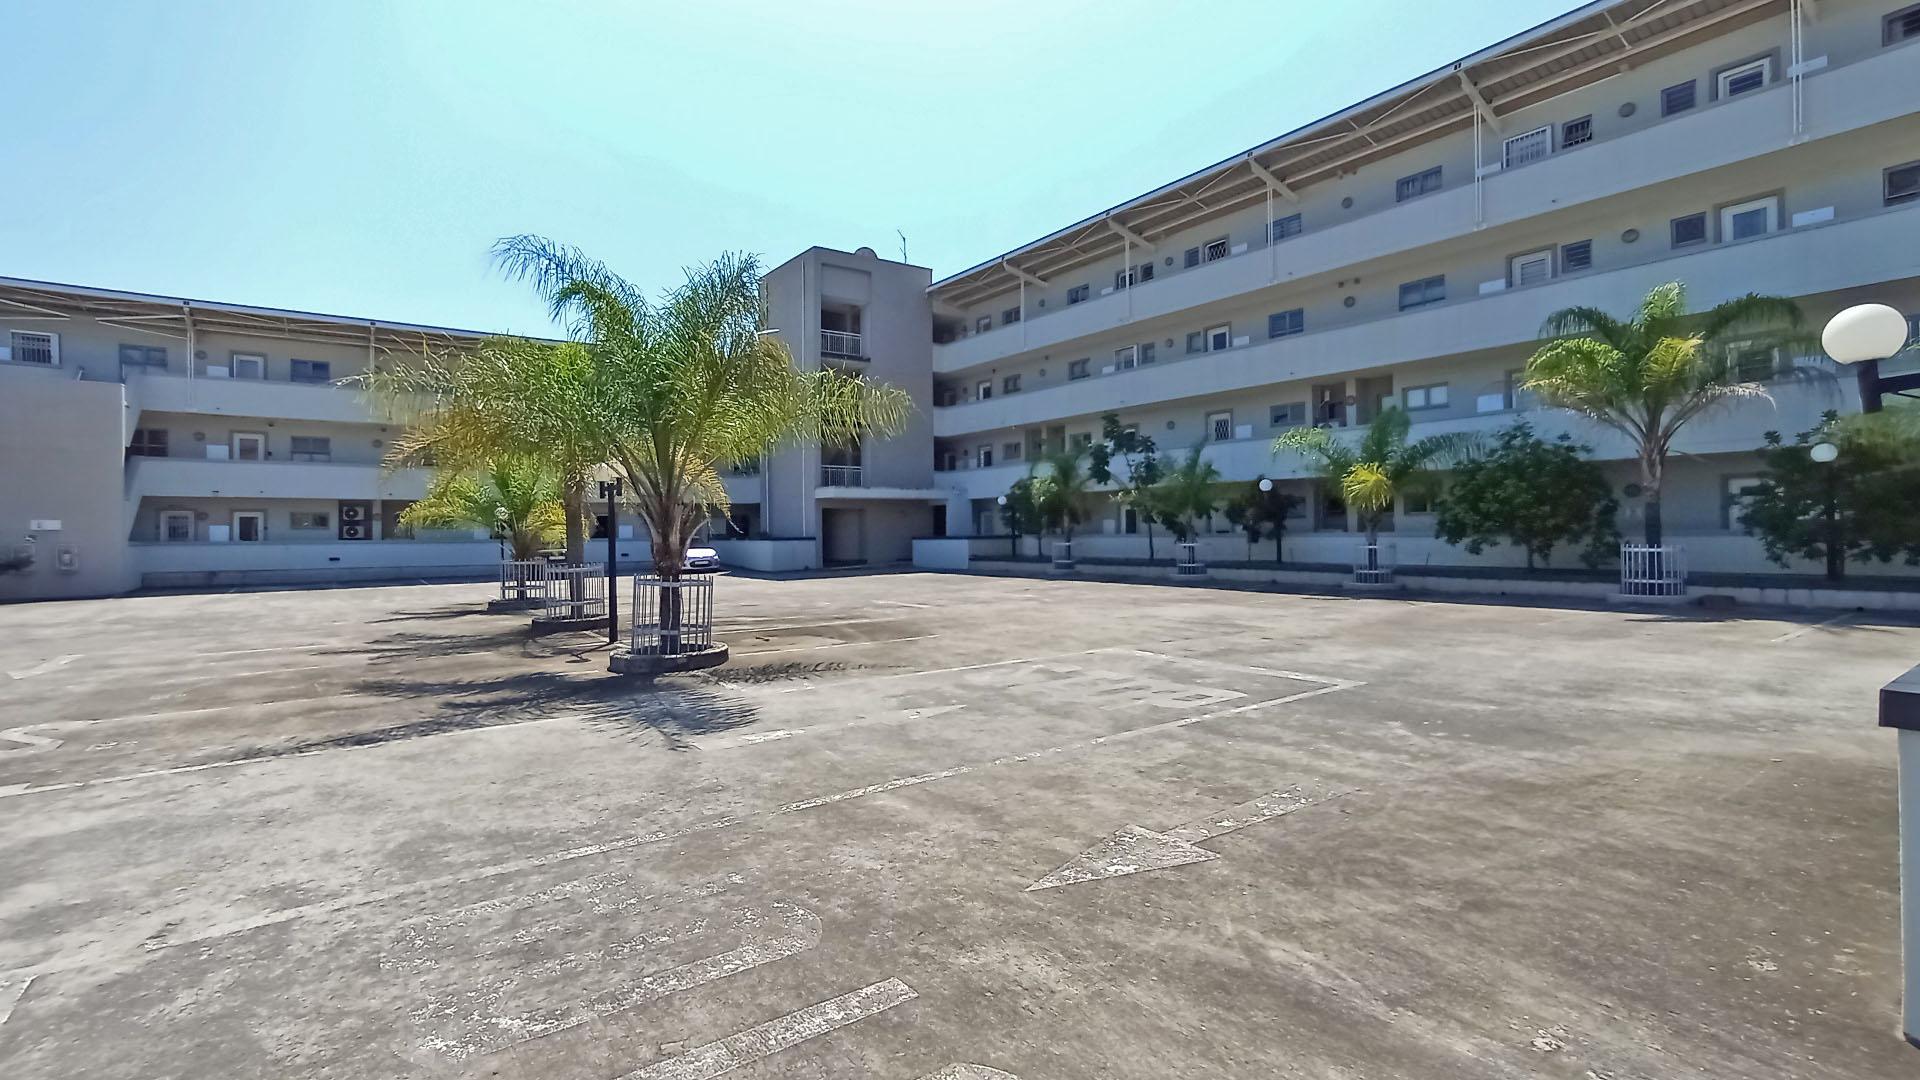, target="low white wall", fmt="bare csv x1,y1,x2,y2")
132,539,505,589
709,538,818,573
912,538,972,571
